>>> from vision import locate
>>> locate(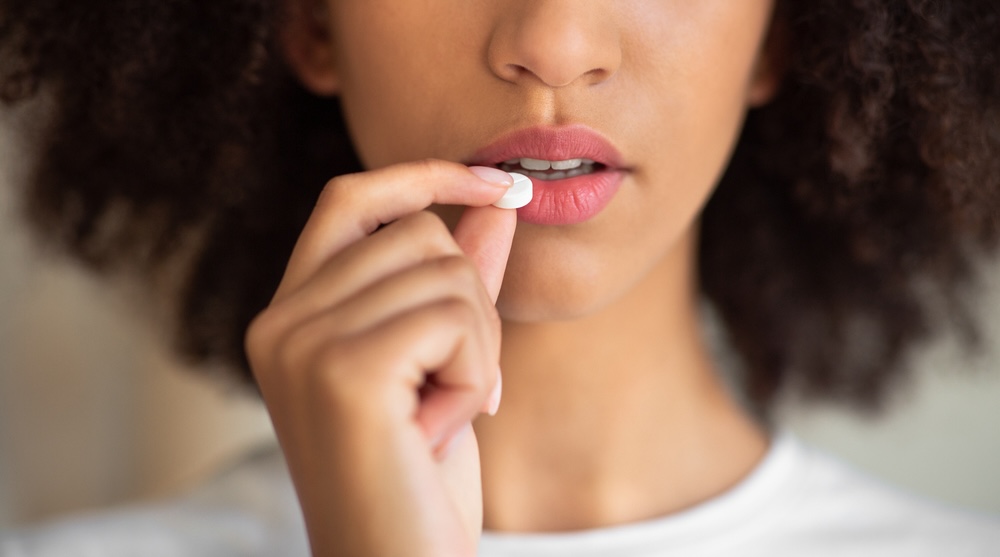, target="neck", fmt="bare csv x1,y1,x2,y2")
474,229,767,533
